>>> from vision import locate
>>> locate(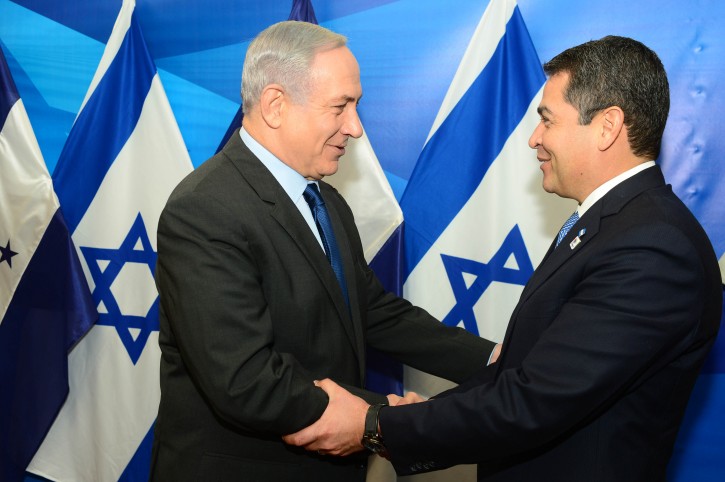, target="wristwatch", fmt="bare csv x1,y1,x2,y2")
361,403,387,454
